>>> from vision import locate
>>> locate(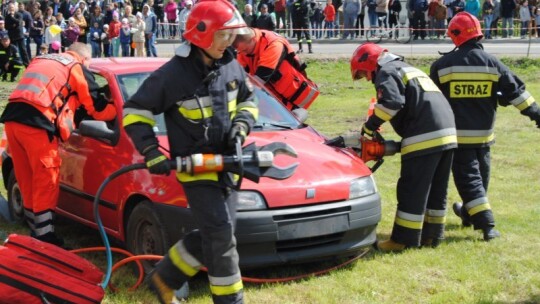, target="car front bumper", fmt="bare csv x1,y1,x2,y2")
235,193,381,268
155,193,381,269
